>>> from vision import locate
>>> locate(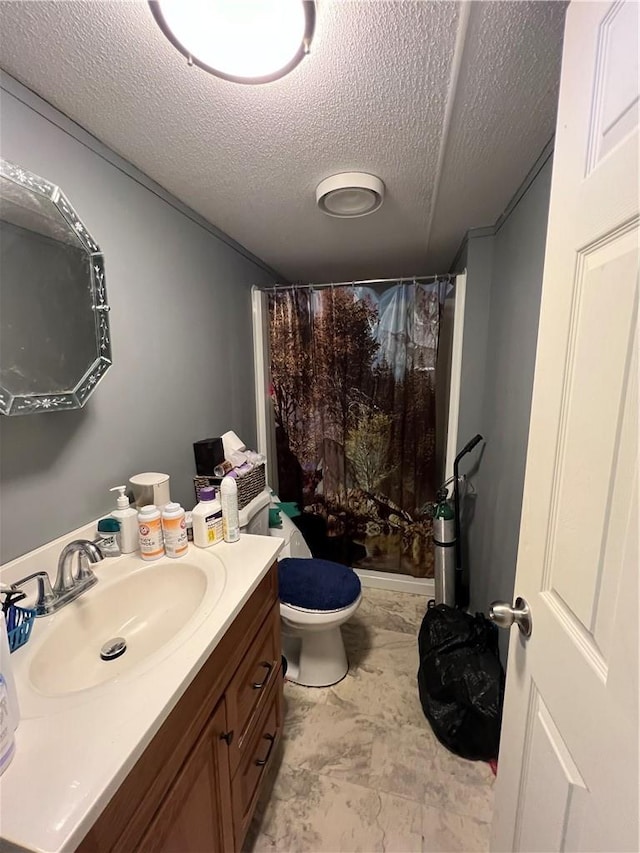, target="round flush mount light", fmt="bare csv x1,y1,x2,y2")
149,0,315,84
316,173,385,218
